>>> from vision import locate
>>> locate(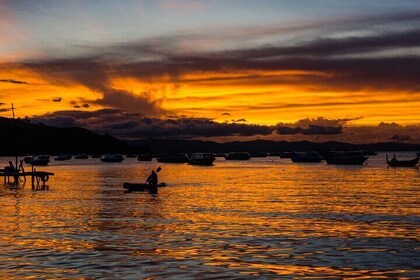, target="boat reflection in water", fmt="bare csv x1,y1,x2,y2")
386,154,419,167
0,154,418,279
326,151,368,165
188,153,216,166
